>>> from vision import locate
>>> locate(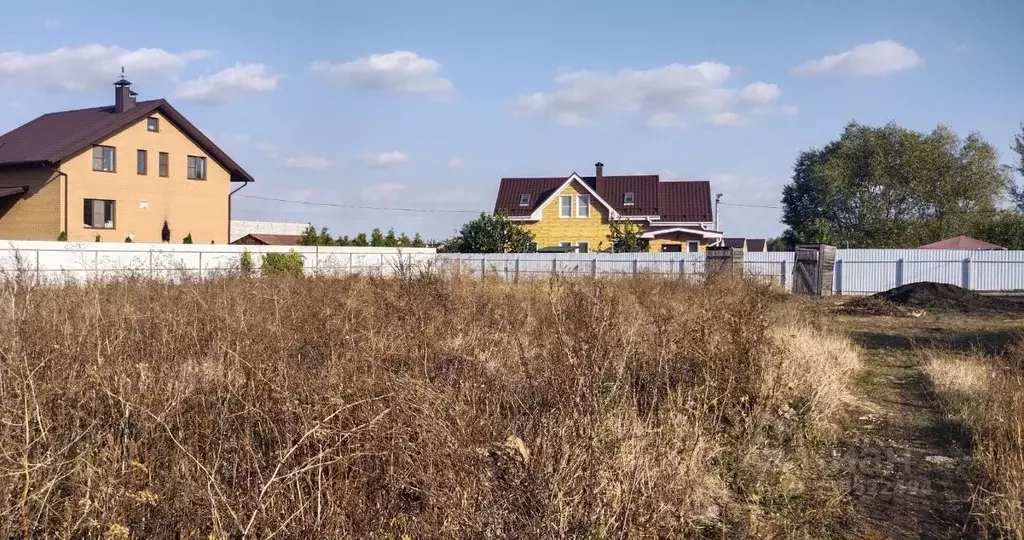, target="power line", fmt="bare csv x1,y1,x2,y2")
719,202,782,209
235,194,484,214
